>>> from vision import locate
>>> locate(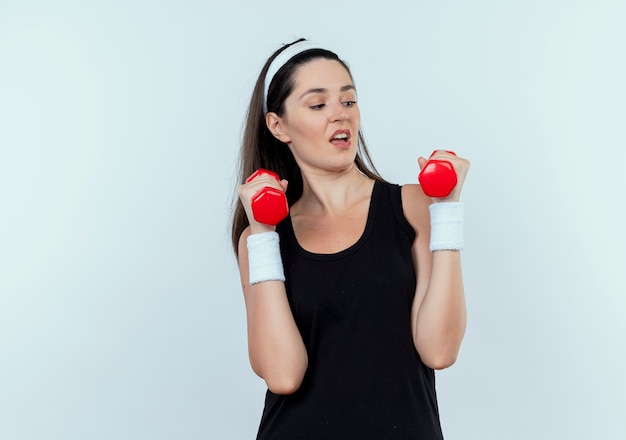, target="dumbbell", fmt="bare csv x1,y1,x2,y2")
246,169,289,225
418,150,458,198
